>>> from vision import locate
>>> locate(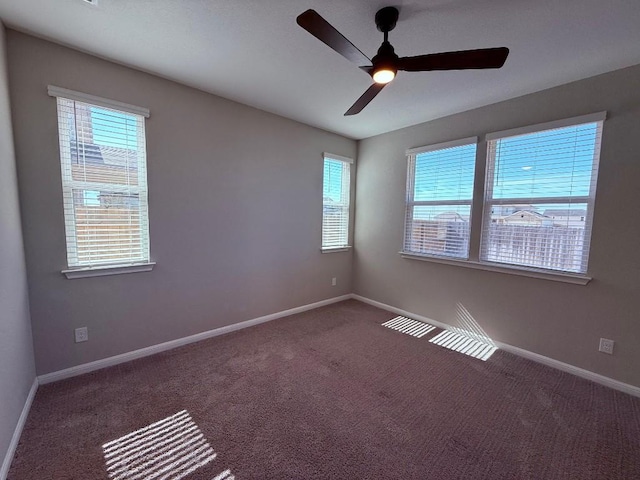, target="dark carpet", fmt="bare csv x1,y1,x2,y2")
8,300,640,479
